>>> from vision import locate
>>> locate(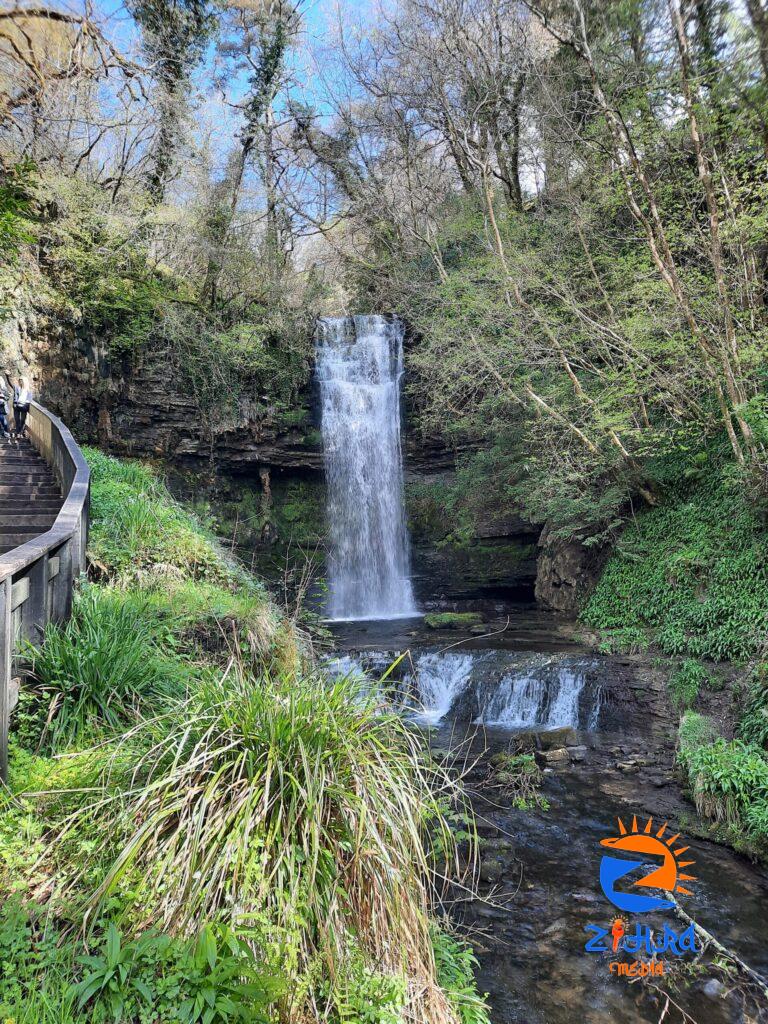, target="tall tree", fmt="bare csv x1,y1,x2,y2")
130,0,213,201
